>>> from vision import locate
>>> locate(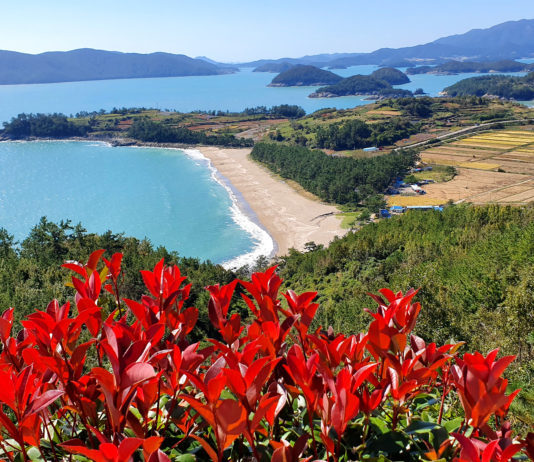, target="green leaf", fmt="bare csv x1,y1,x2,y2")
443,417,464,433
27,447,44,461
404,421,441,434
175,455,196,462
